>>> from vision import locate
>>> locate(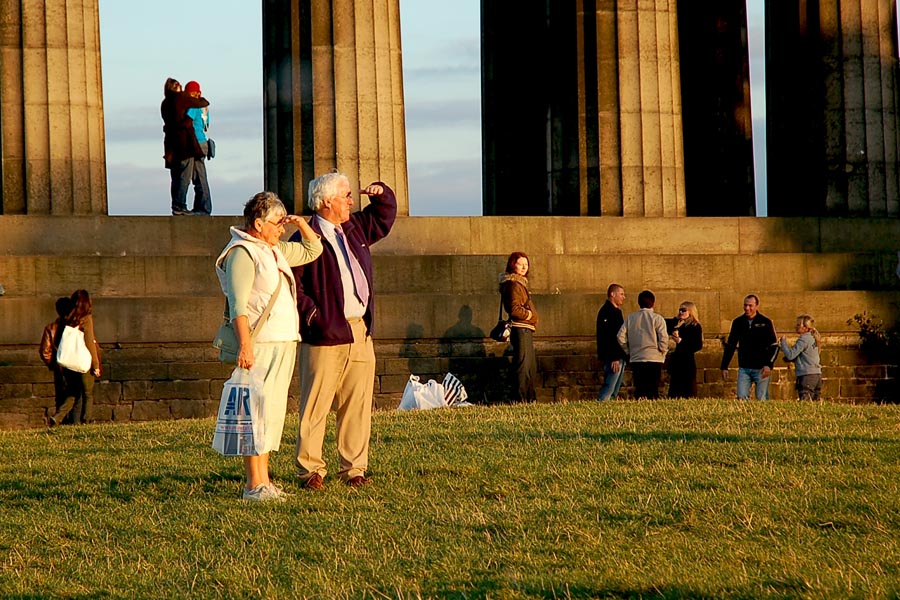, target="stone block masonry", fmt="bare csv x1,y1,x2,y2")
0,335,894,430
2,214,899,429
